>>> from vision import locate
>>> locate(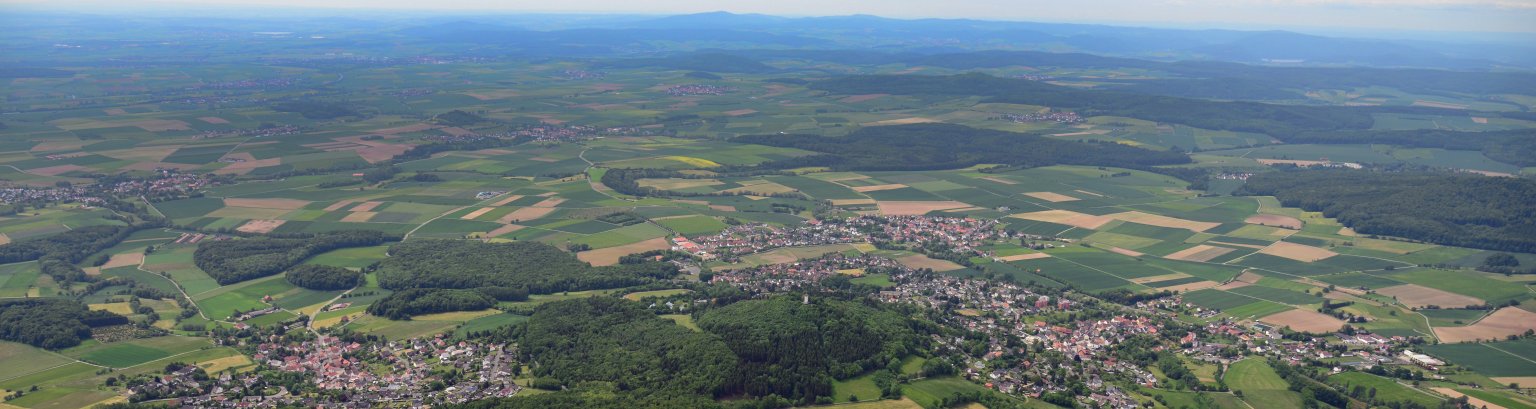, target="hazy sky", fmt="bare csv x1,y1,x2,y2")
5,0,1536,33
